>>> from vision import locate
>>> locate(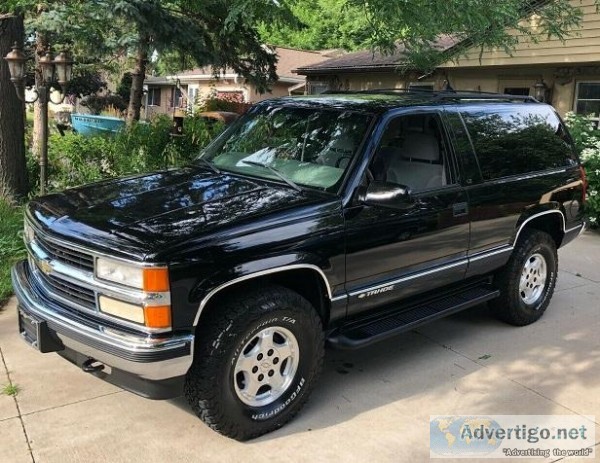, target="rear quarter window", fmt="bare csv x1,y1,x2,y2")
460,105,578,181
